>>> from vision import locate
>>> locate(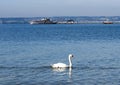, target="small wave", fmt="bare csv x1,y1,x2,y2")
0,53,7,56
94,66,120,70
73,66,120,70
0,66,51,70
